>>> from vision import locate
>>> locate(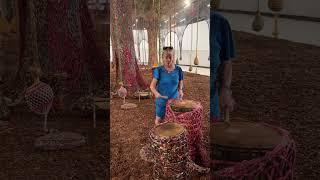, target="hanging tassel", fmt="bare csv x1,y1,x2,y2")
272,13,279,38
